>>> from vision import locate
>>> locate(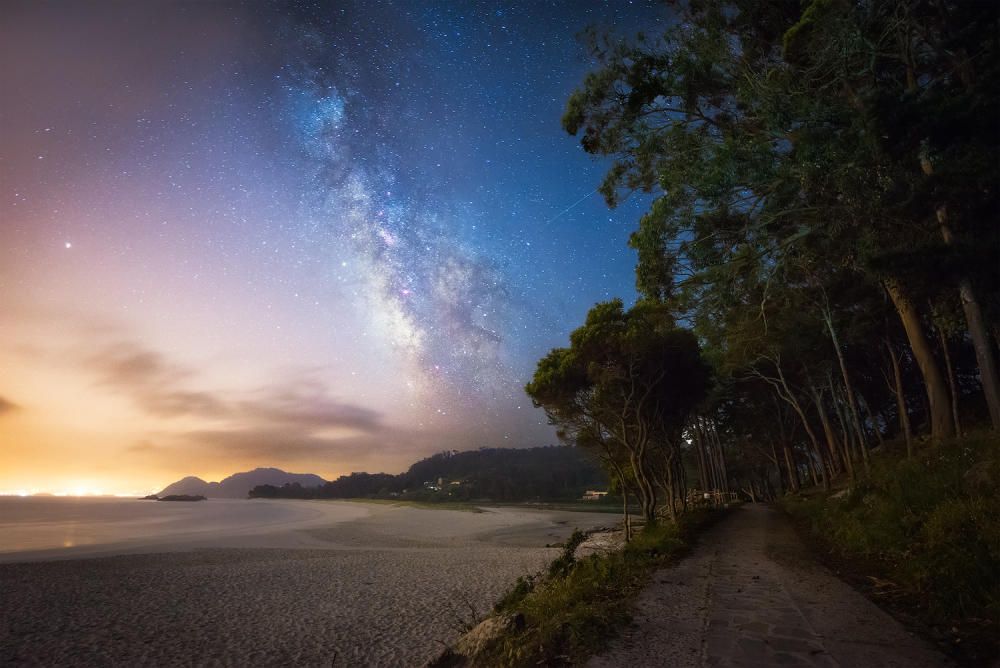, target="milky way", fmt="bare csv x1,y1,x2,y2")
290,75,513,405
0,0,663,491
